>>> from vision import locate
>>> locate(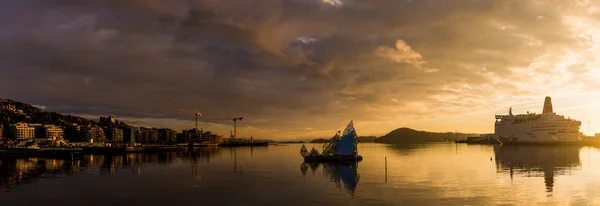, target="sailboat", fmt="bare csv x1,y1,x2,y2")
300,121,363,162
